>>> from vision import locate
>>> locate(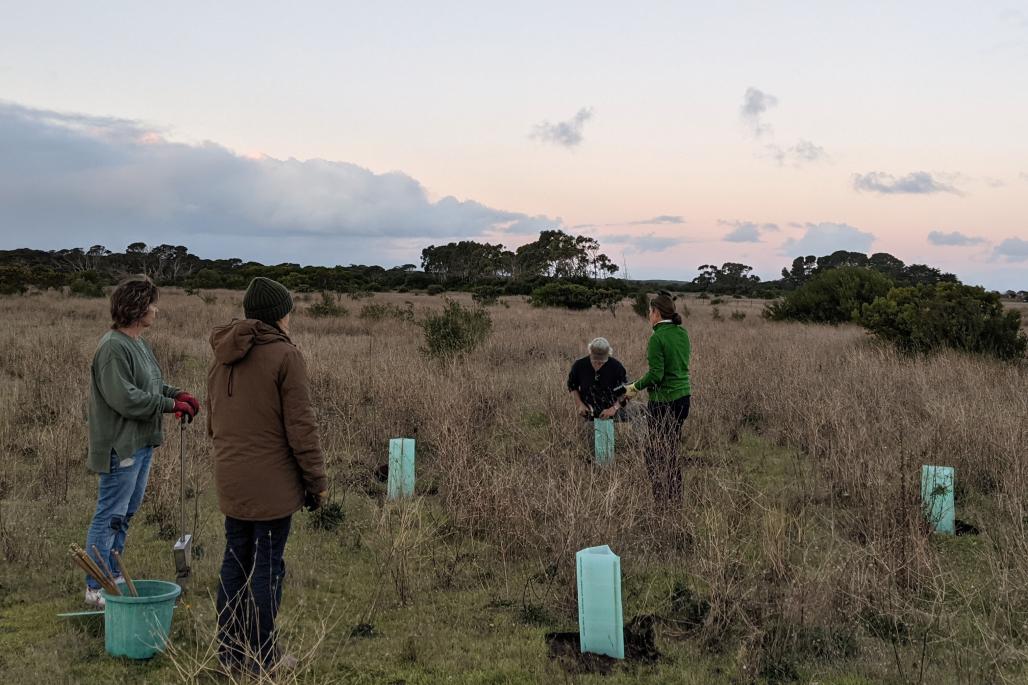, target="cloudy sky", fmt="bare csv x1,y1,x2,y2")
1,1,1026,288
